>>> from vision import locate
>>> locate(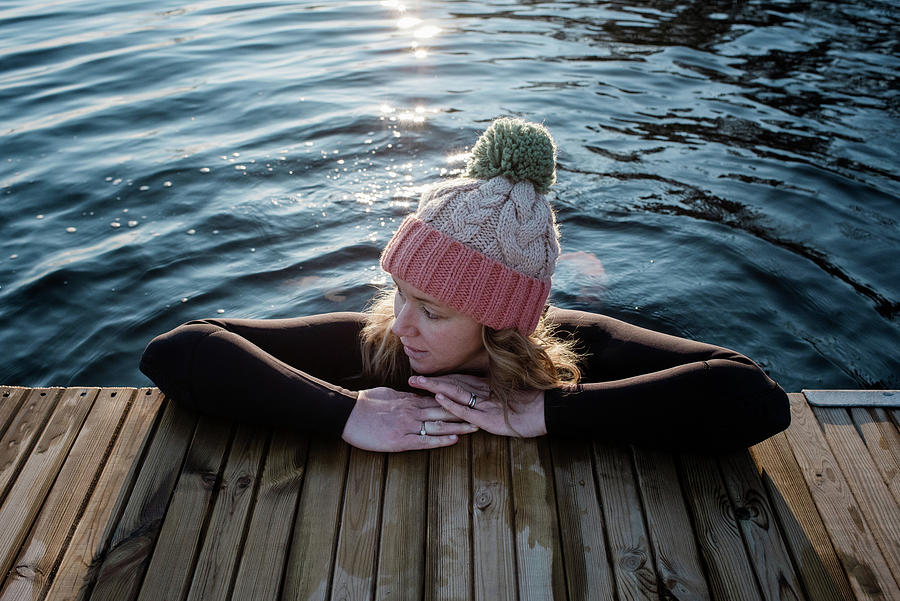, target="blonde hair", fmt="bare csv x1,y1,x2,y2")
359,288,583,426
